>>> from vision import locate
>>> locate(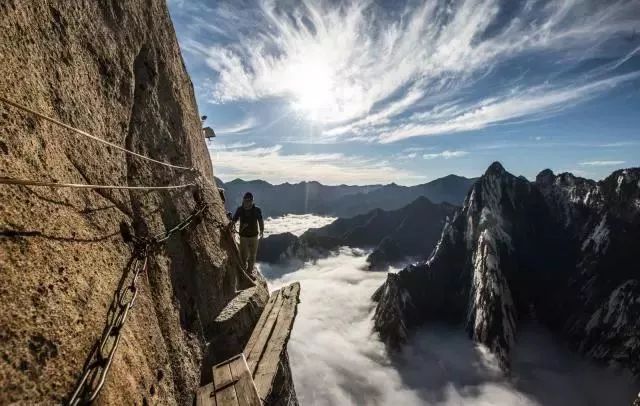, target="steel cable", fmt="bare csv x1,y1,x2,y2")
0,95,194,171
0,176,196,190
